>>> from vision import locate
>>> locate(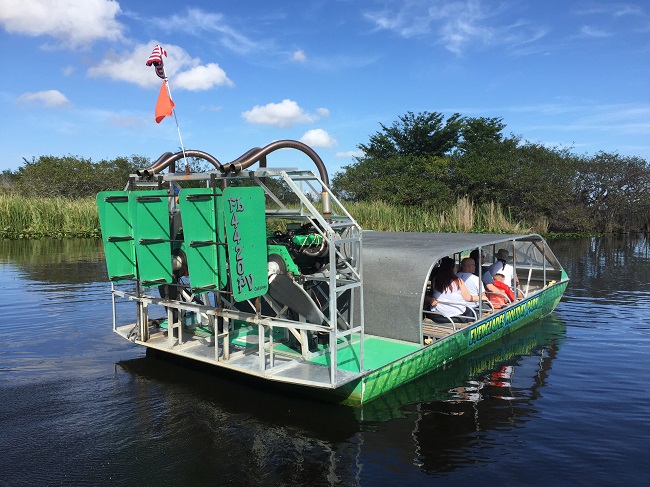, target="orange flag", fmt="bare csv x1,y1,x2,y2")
155,81,175,123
